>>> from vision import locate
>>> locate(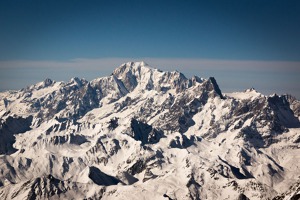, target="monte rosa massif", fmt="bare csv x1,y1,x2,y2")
0,62,299,200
